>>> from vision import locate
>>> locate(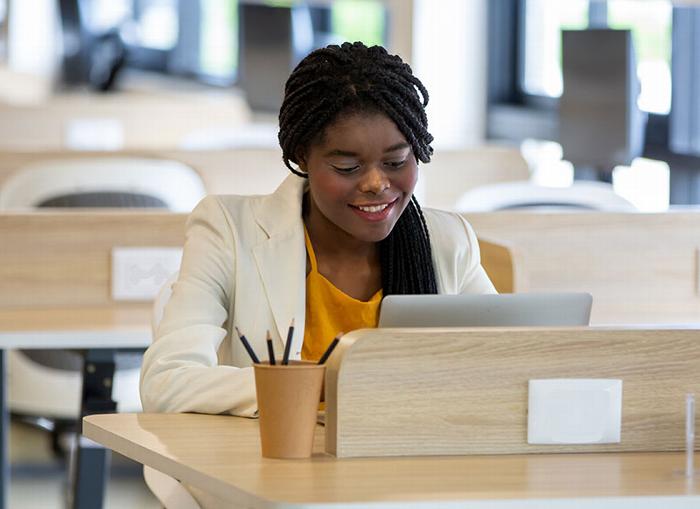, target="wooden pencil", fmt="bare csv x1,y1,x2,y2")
282,318,295,365
317,333,342,365
235,326,260,364
266,330,276,365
